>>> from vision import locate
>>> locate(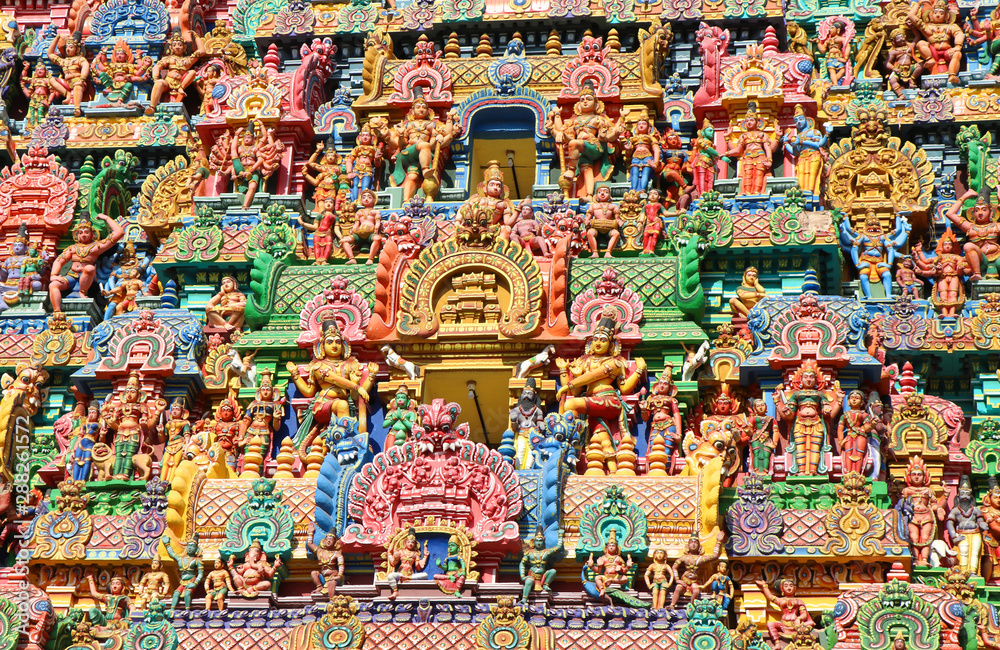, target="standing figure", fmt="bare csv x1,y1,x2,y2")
947,475,988,575
668,531,725,607
228,540,282,597
944,188,1000,281
886,29,918,97
21,64,59,129
981,480,1000,580
644,548,671,610
729,266,766,317
724,103,780,196
167,535,204,610
520,528,561,604
93,39,152,106
307,527,345,599
303,141,350,210
224,121,285,209
839,211,911,299
133,559,171,610
147,30,205,114
783,105,831,196
817,19,852,86
346,121,386,200
48,33,91,117
912,231,971,317
103,372,167,480
385,96,461,202
49,214,125,312
584,186,621,258
556,309,647,475
586,529,632,599
640,190,668,255
71,401,101,482
385,527,429,600
344,189,383,264
384,385,418,446
158,398,190,484
238,370,284,463
689,120,728,199
967,6,1000,78
509,378,545,470
298,197,337,264
896,257,924,299
773,359,843,476
756,579,813,646
898,455,947,567
206,394,243,470
907,0,965,85
204,559,234,611
660,129,691,207
837,390,875,474
747,398,779,475
620,109,661,192
205,276,247,331
640,369,683,474
546,84,621,200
